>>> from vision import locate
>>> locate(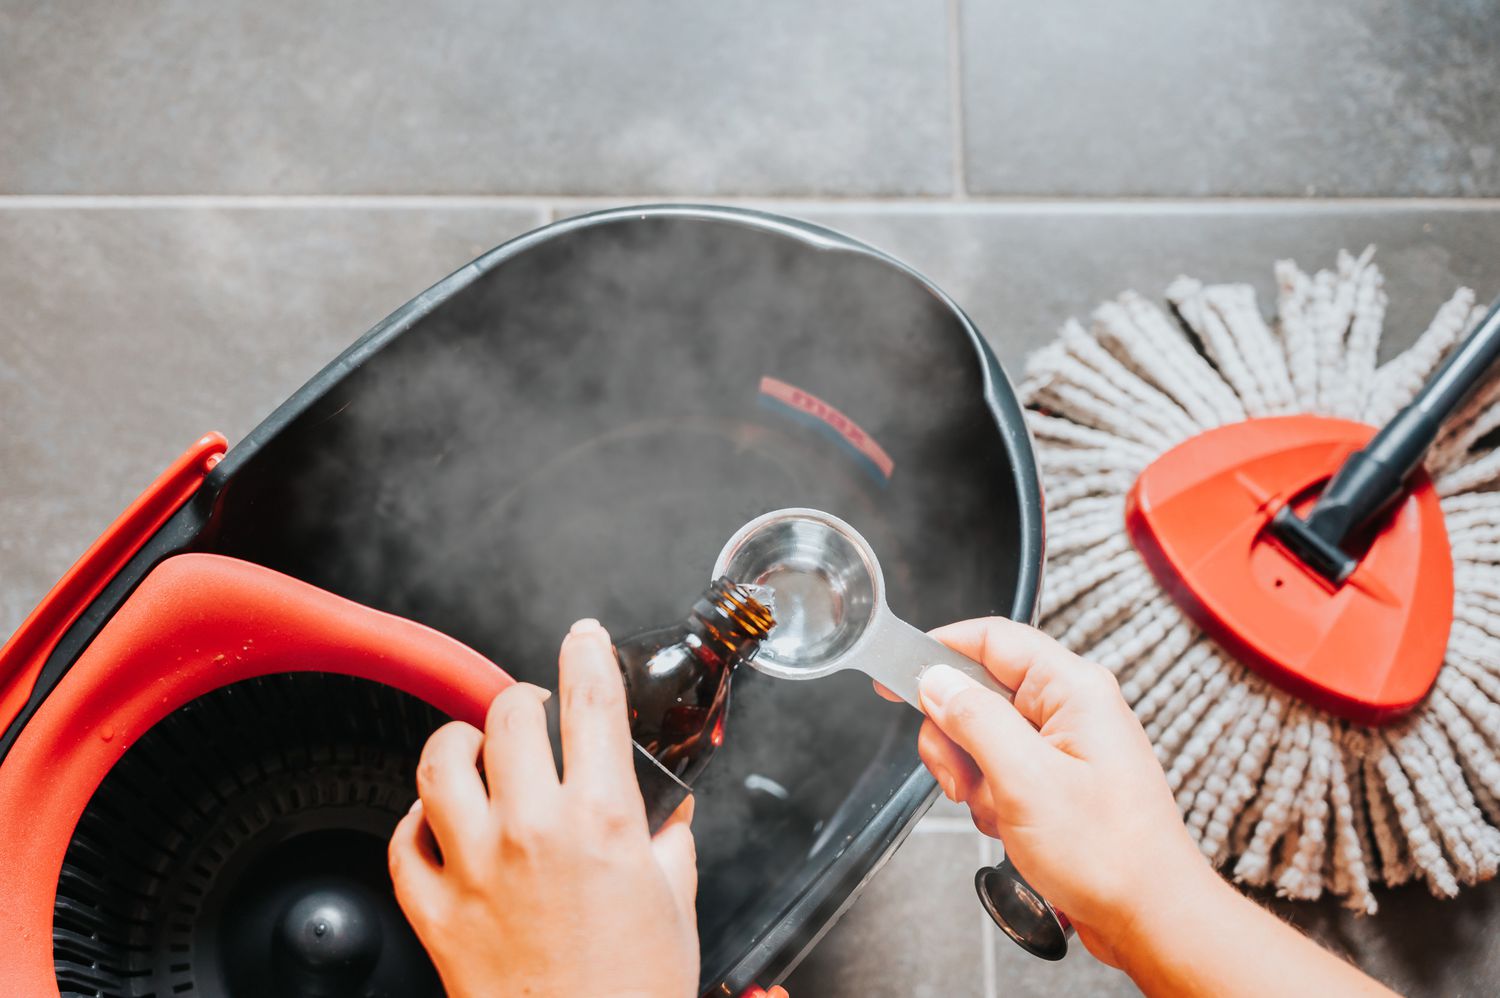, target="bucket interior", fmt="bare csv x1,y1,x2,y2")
194,208,1037,984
